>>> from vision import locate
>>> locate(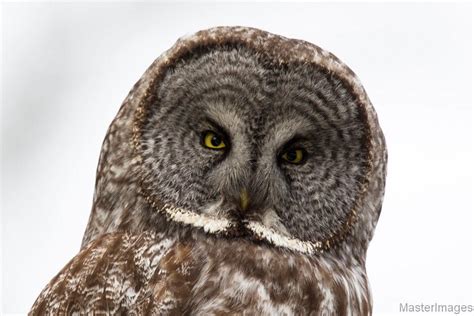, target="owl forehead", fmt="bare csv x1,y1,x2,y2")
156,45,359,143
